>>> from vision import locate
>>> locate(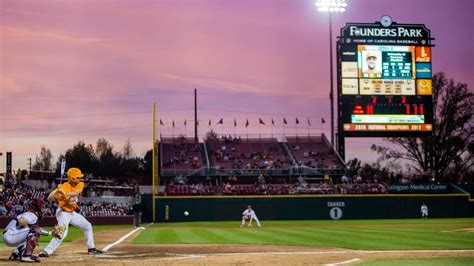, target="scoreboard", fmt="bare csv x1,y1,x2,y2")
337,19,434,138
